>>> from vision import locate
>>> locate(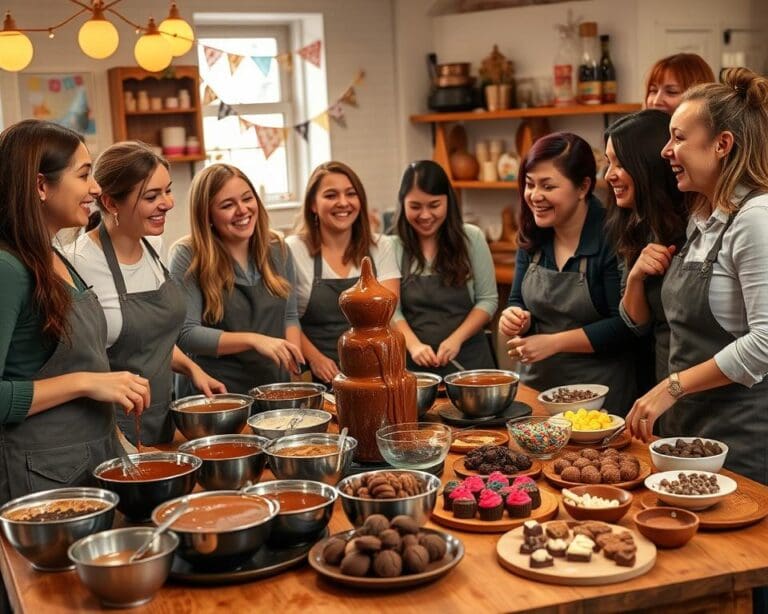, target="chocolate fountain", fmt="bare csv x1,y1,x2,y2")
333,257,417,462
